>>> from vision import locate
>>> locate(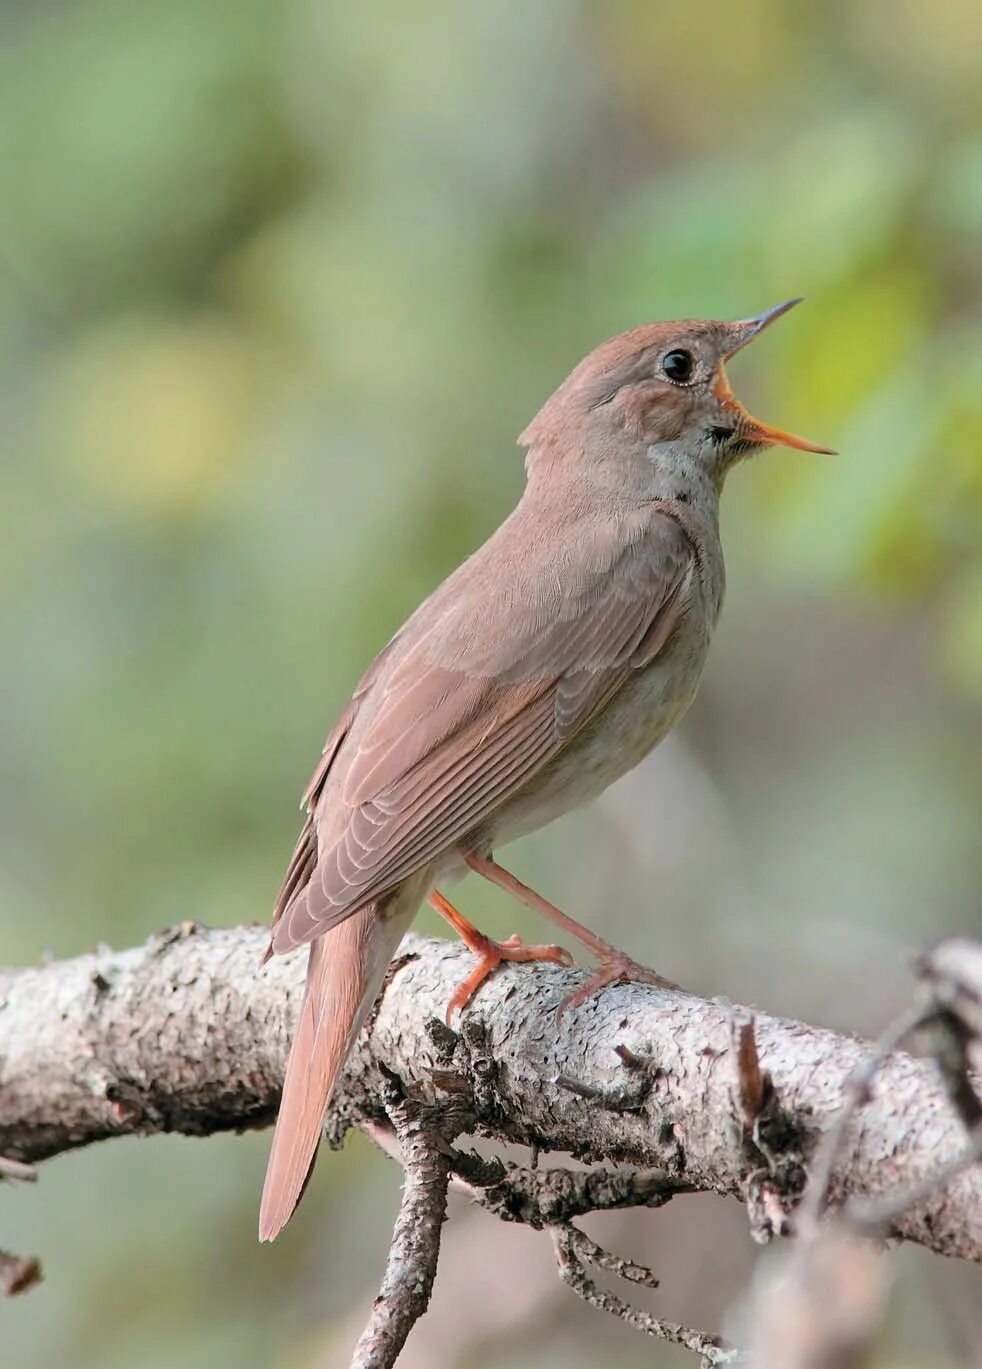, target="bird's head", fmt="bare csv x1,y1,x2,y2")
521,300,833,490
